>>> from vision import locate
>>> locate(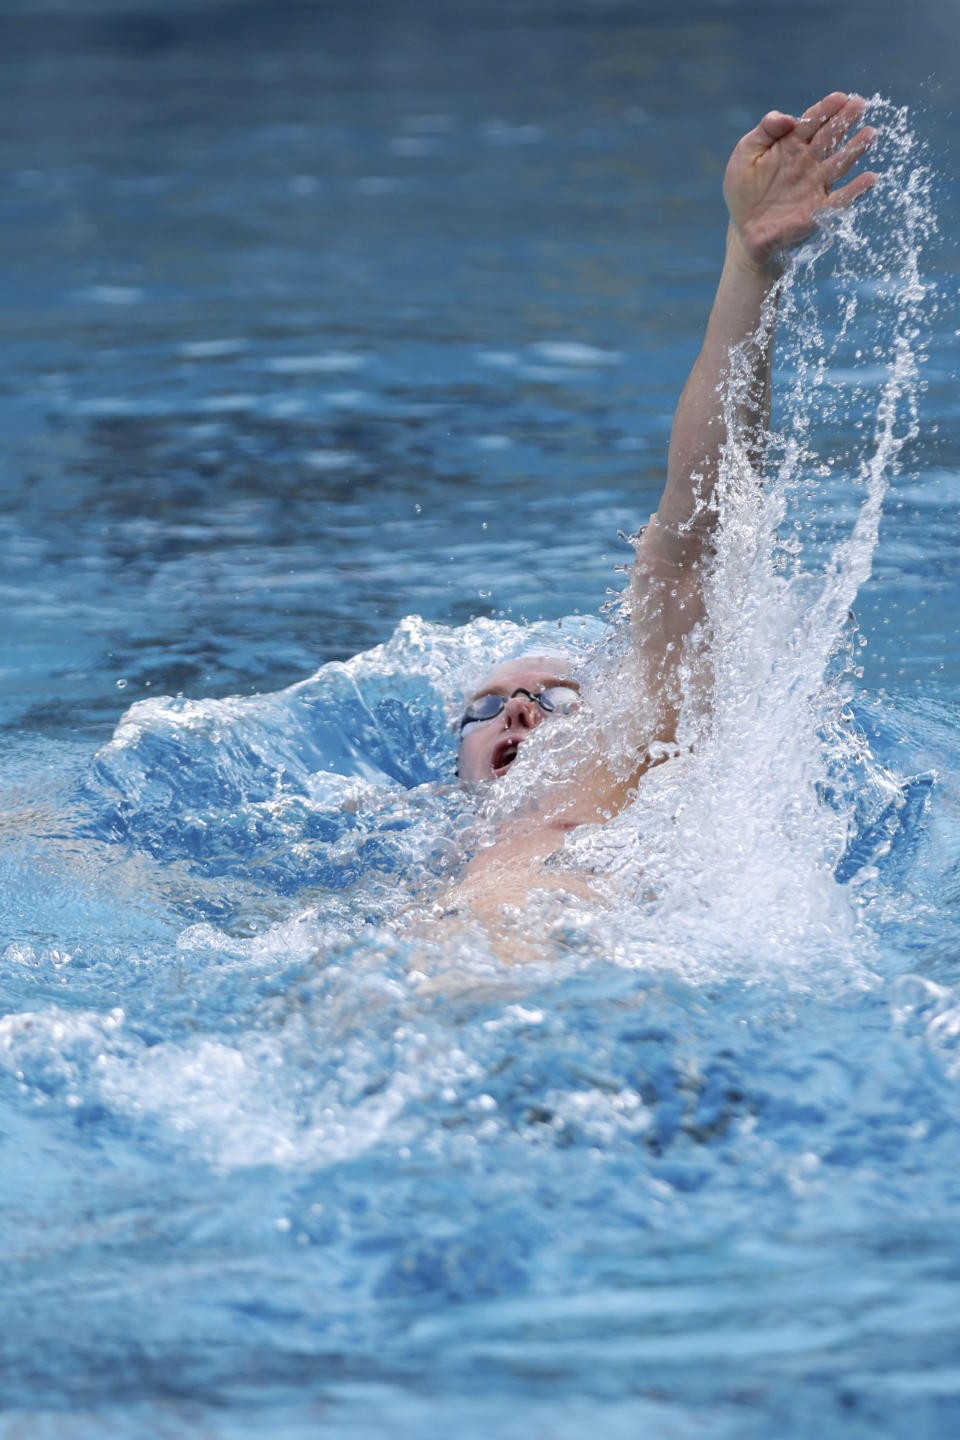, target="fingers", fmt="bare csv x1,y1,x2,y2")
824,124,877,183
758,110,796,146
794,91,849,144
739,109,795,158
749,92,870,167
809,94,868,160
823,168,878,211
